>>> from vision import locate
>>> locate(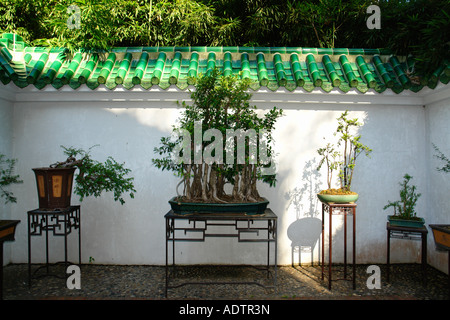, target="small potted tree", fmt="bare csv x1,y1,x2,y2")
0,153,22,242
383,173,424,228
316,110,372,203
152,70,283,215
430,144,450,250
32,145,136,210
